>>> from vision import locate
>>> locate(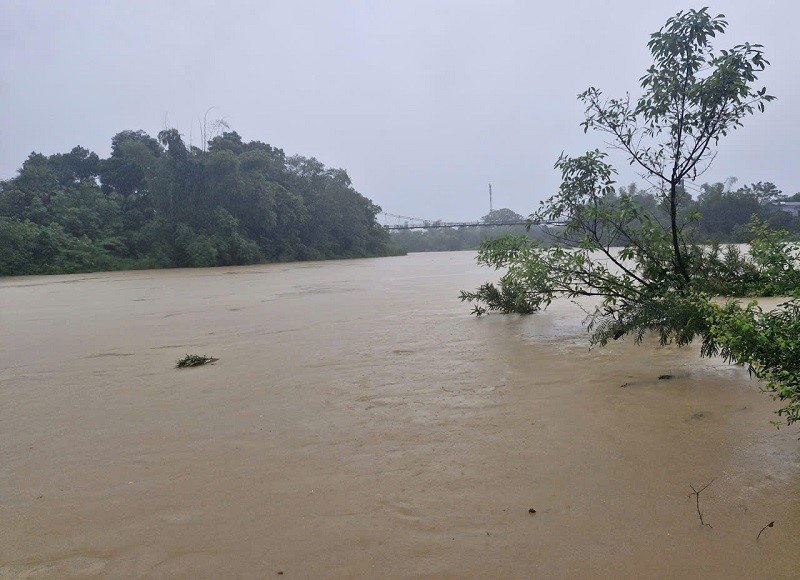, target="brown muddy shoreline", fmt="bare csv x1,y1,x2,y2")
1,252,798,578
